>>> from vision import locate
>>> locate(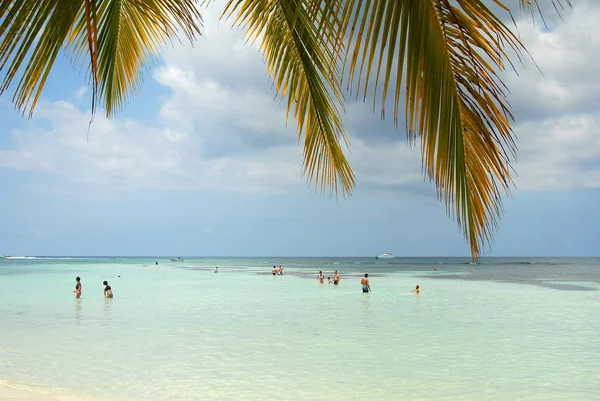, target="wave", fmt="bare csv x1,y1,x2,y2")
3,256,37,260
2,256,74,260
